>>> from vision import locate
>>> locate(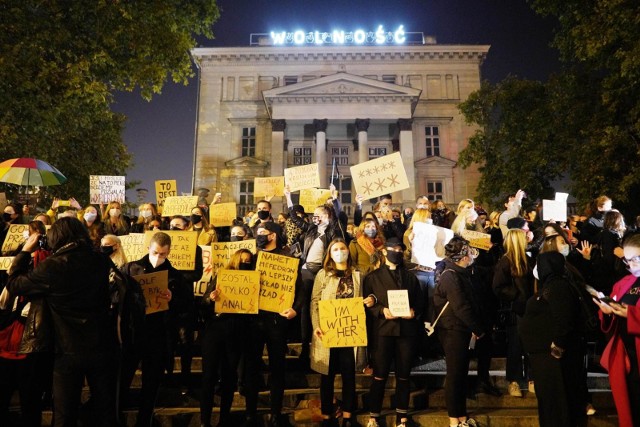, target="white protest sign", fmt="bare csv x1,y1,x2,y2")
90,175,125,204
543,192,569,221
284,163,320,192
387,289,411,317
